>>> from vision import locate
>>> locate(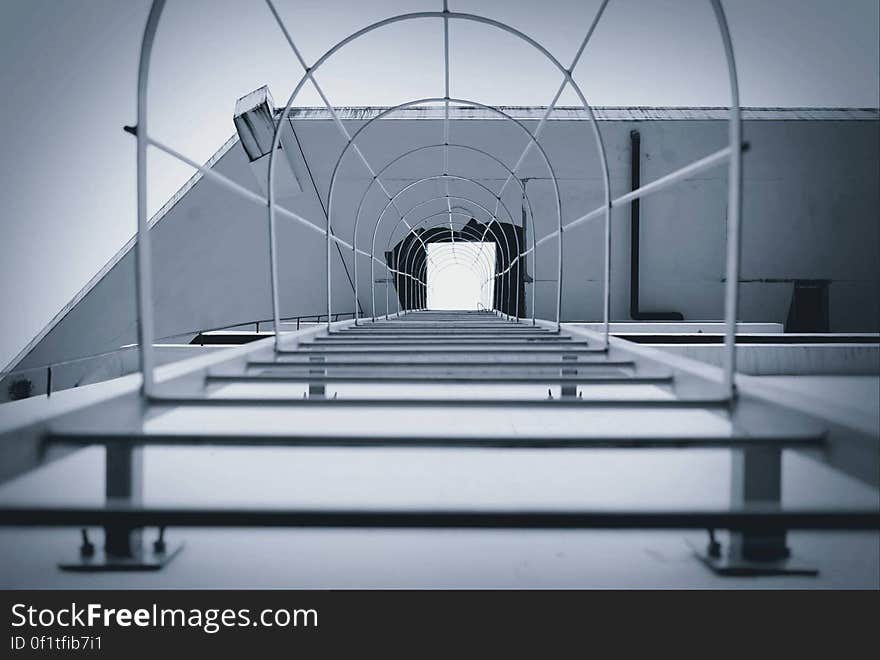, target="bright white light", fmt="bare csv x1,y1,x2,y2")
426,242,496,310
